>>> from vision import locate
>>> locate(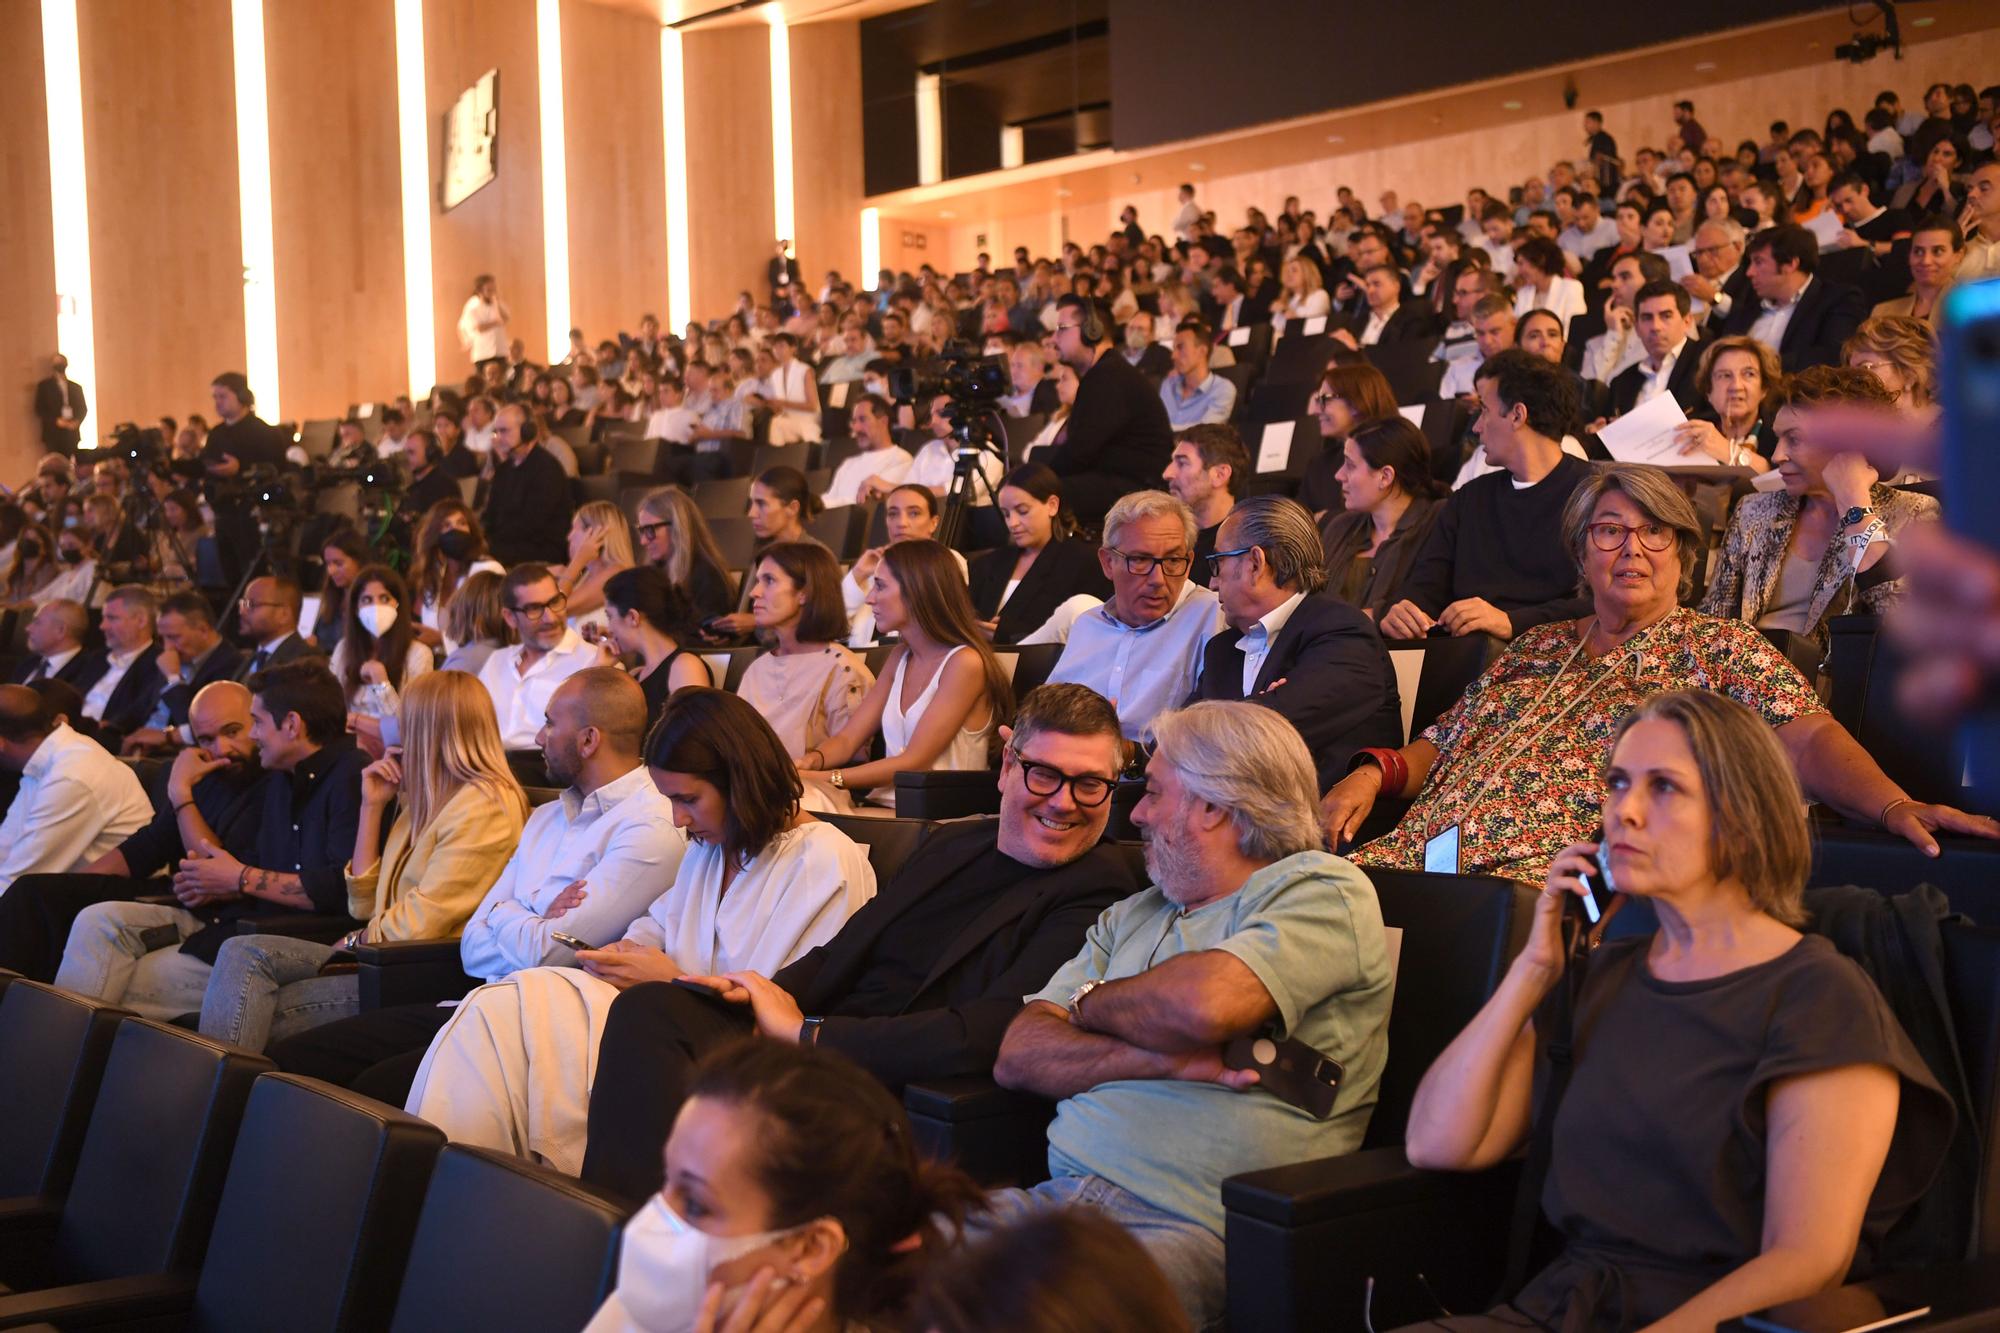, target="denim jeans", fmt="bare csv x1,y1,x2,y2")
980,1174,1226,1331
54,901,214,1021
199,934,361,1053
